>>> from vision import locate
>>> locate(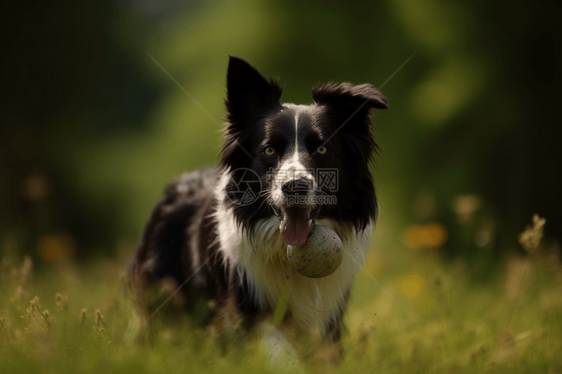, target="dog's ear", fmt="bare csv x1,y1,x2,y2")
312,82,388,115
221,57,282,169
225,56,283,129
312,83,387,162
